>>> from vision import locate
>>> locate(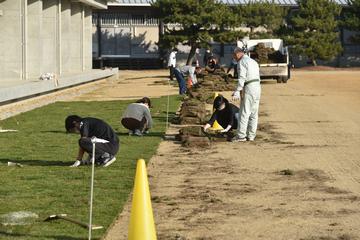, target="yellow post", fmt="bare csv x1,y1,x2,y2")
209,92,224,131
128,159,157,240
